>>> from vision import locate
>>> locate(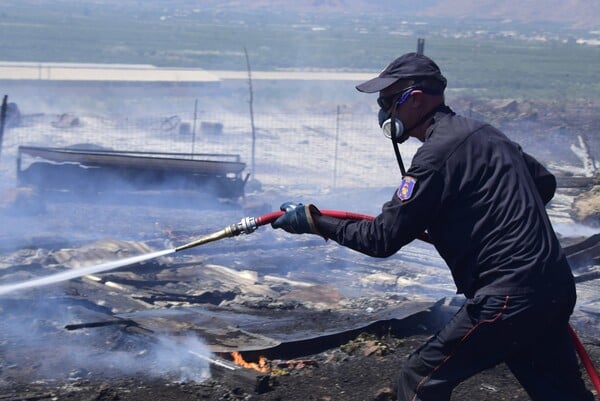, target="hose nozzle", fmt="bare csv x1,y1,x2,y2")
174,217,259,252
230,216,259,235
